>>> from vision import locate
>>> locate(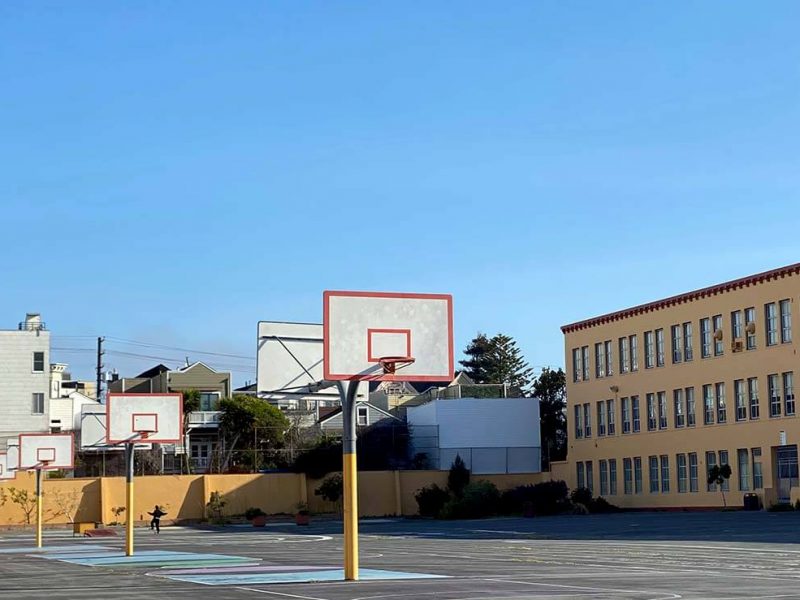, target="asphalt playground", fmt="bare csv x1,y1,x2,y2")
2,511,800,599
